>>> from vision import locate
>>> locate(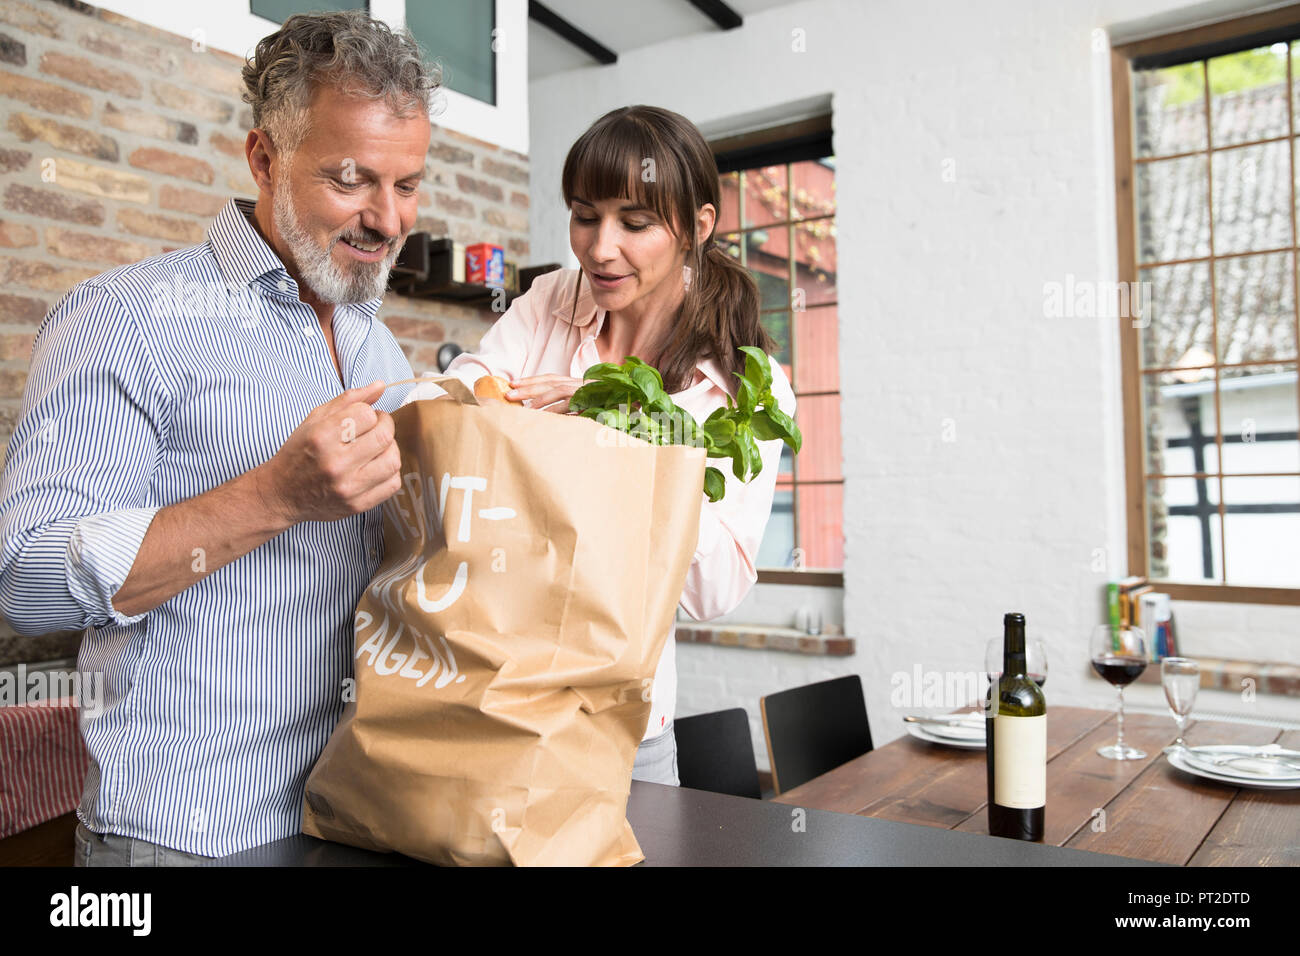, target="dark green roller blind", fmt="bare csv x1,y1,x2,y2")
251,0,367,24
405,0,495,106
